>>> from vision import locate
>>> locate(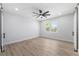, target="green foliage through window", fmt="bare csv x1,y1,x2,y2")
44,20,57,32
